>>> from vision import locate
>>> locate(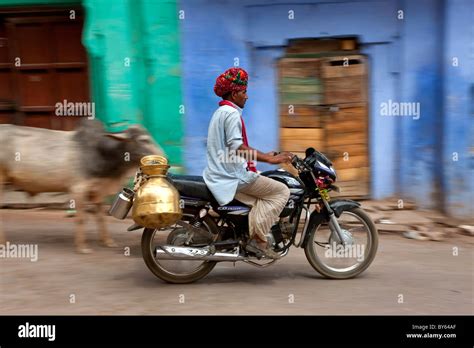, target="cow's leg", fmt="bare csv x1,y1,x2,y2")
70,184,92,254
94,201,117,248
